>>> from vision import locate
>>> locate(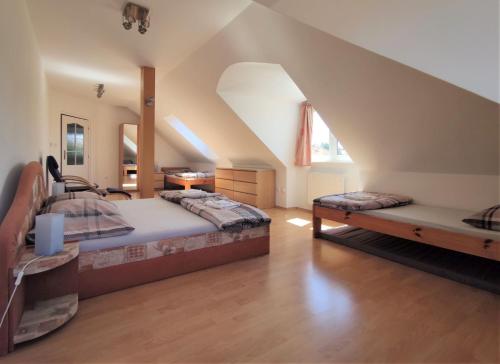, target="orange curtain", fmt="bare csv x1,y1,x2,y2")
295,102,313,166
